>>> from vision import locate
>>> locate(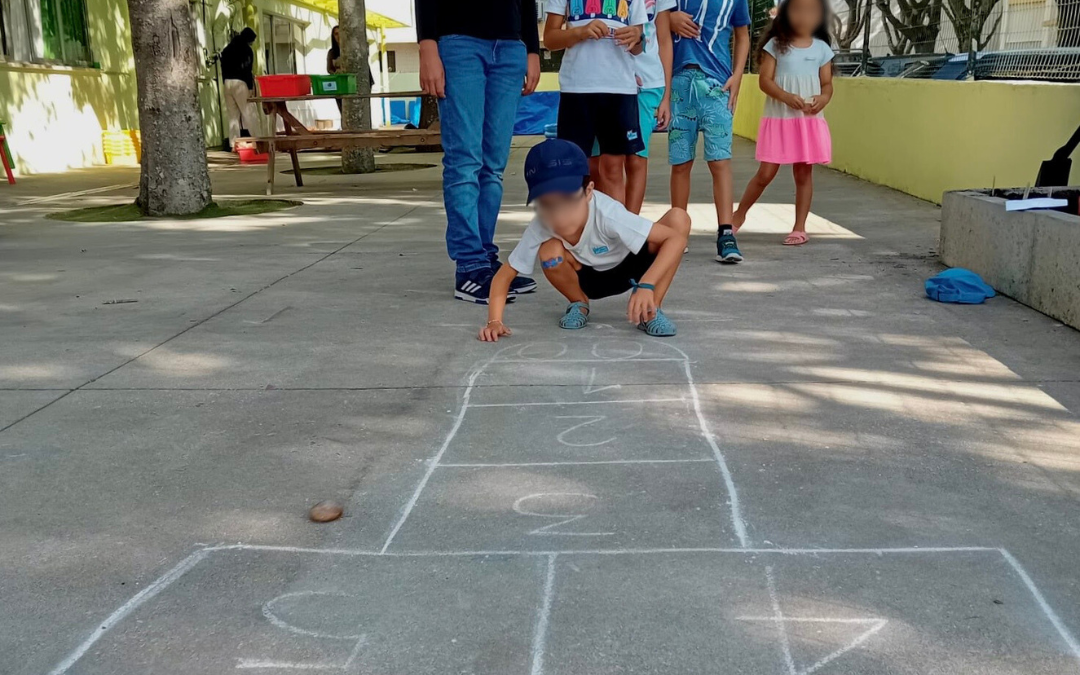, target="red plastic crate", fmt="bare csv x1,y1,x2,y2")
256,74,311,97
237,147,269,164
